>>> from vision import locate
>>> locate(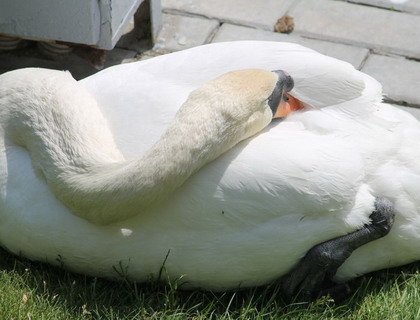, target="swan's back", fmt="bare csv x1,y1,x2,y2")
81,41,373,158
